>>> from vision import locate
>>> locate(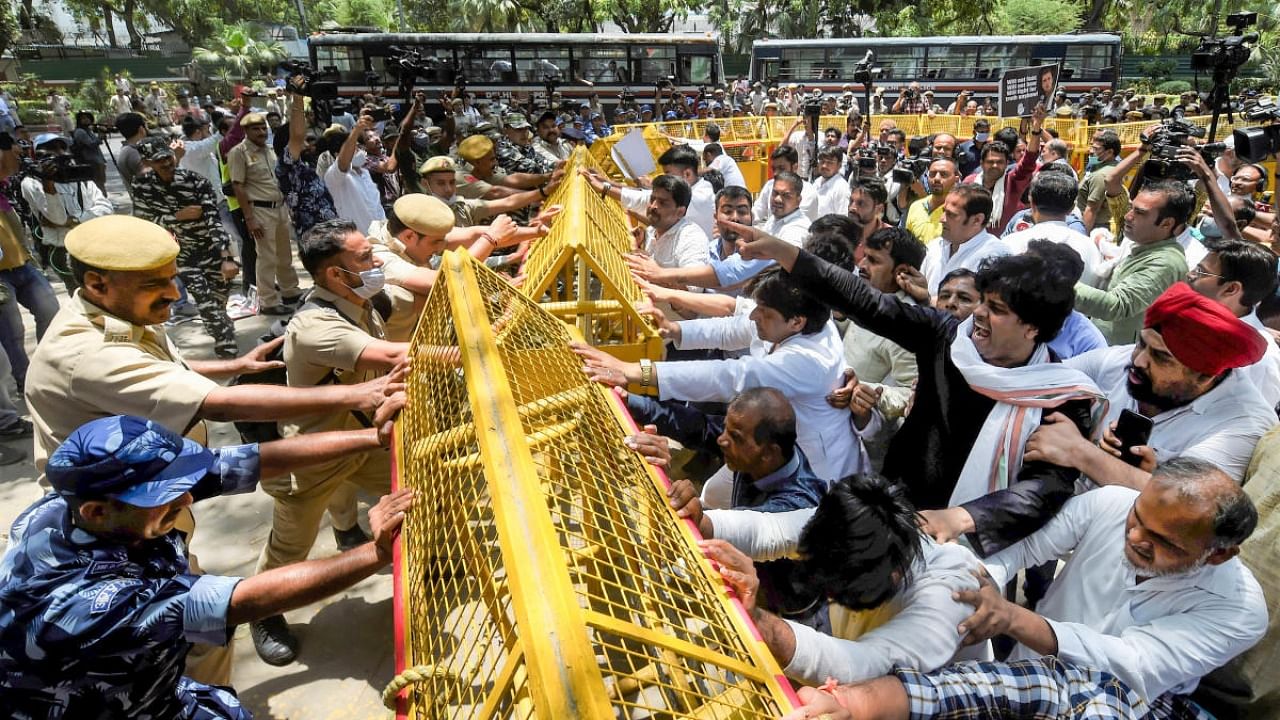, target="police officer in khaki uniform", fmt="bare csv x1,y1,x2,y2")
368,193,532,341
420,155,546,228
227,112,301,315
23,215,402,686
454,135,558,201
252,218,411,665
